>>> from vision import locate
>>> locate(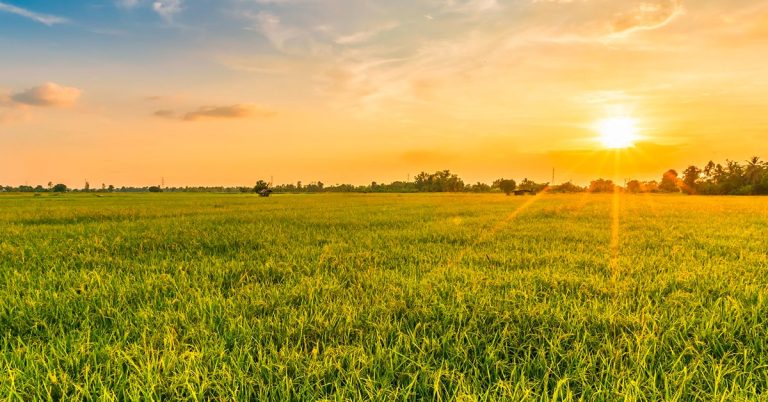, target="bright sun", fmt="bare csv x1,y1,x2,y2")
596,117,639,149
